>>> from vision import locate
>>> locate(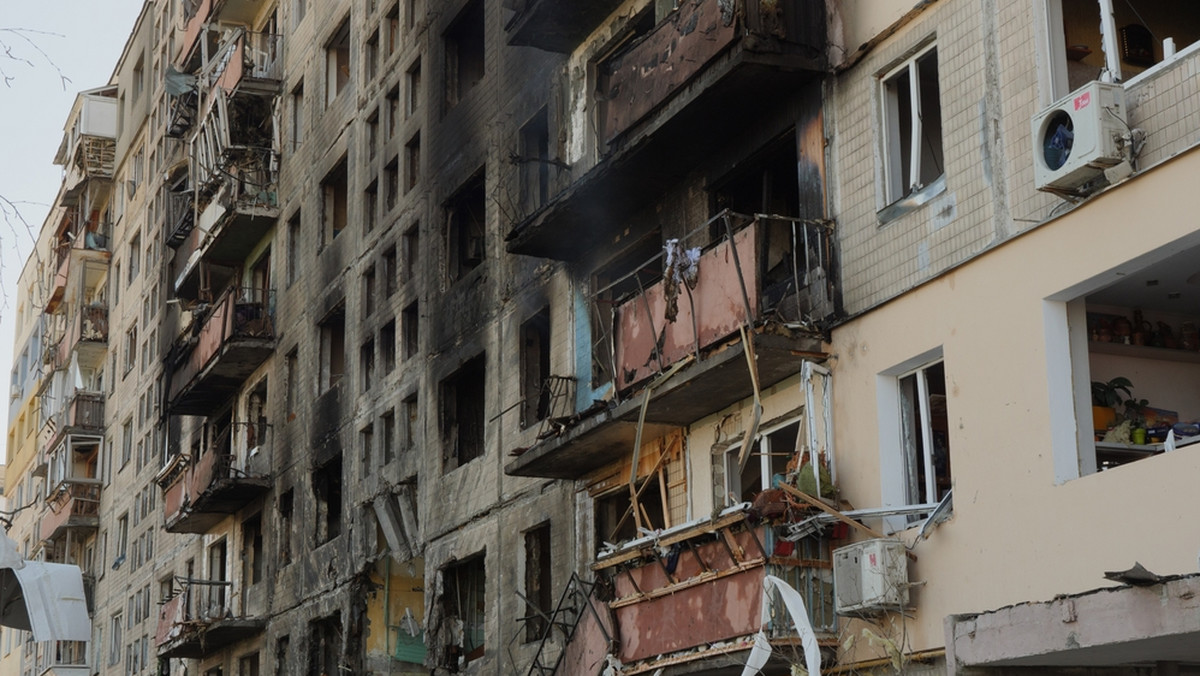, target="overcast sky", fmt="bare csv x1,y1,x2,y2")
0,1,147,462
